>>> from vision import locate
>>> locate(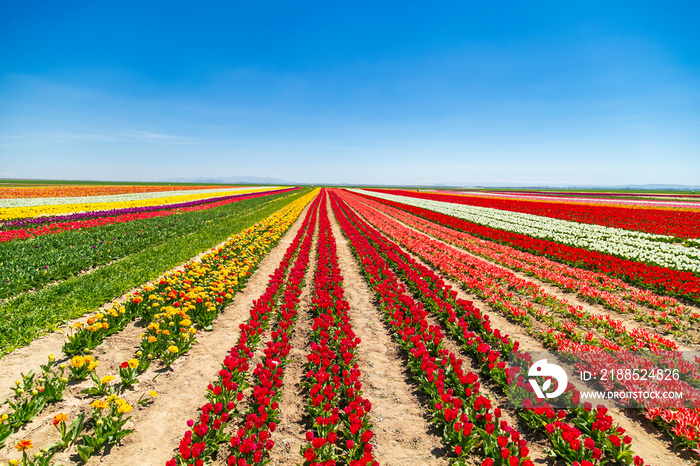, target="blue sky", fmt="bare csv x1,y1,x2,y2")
1,1,698,186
